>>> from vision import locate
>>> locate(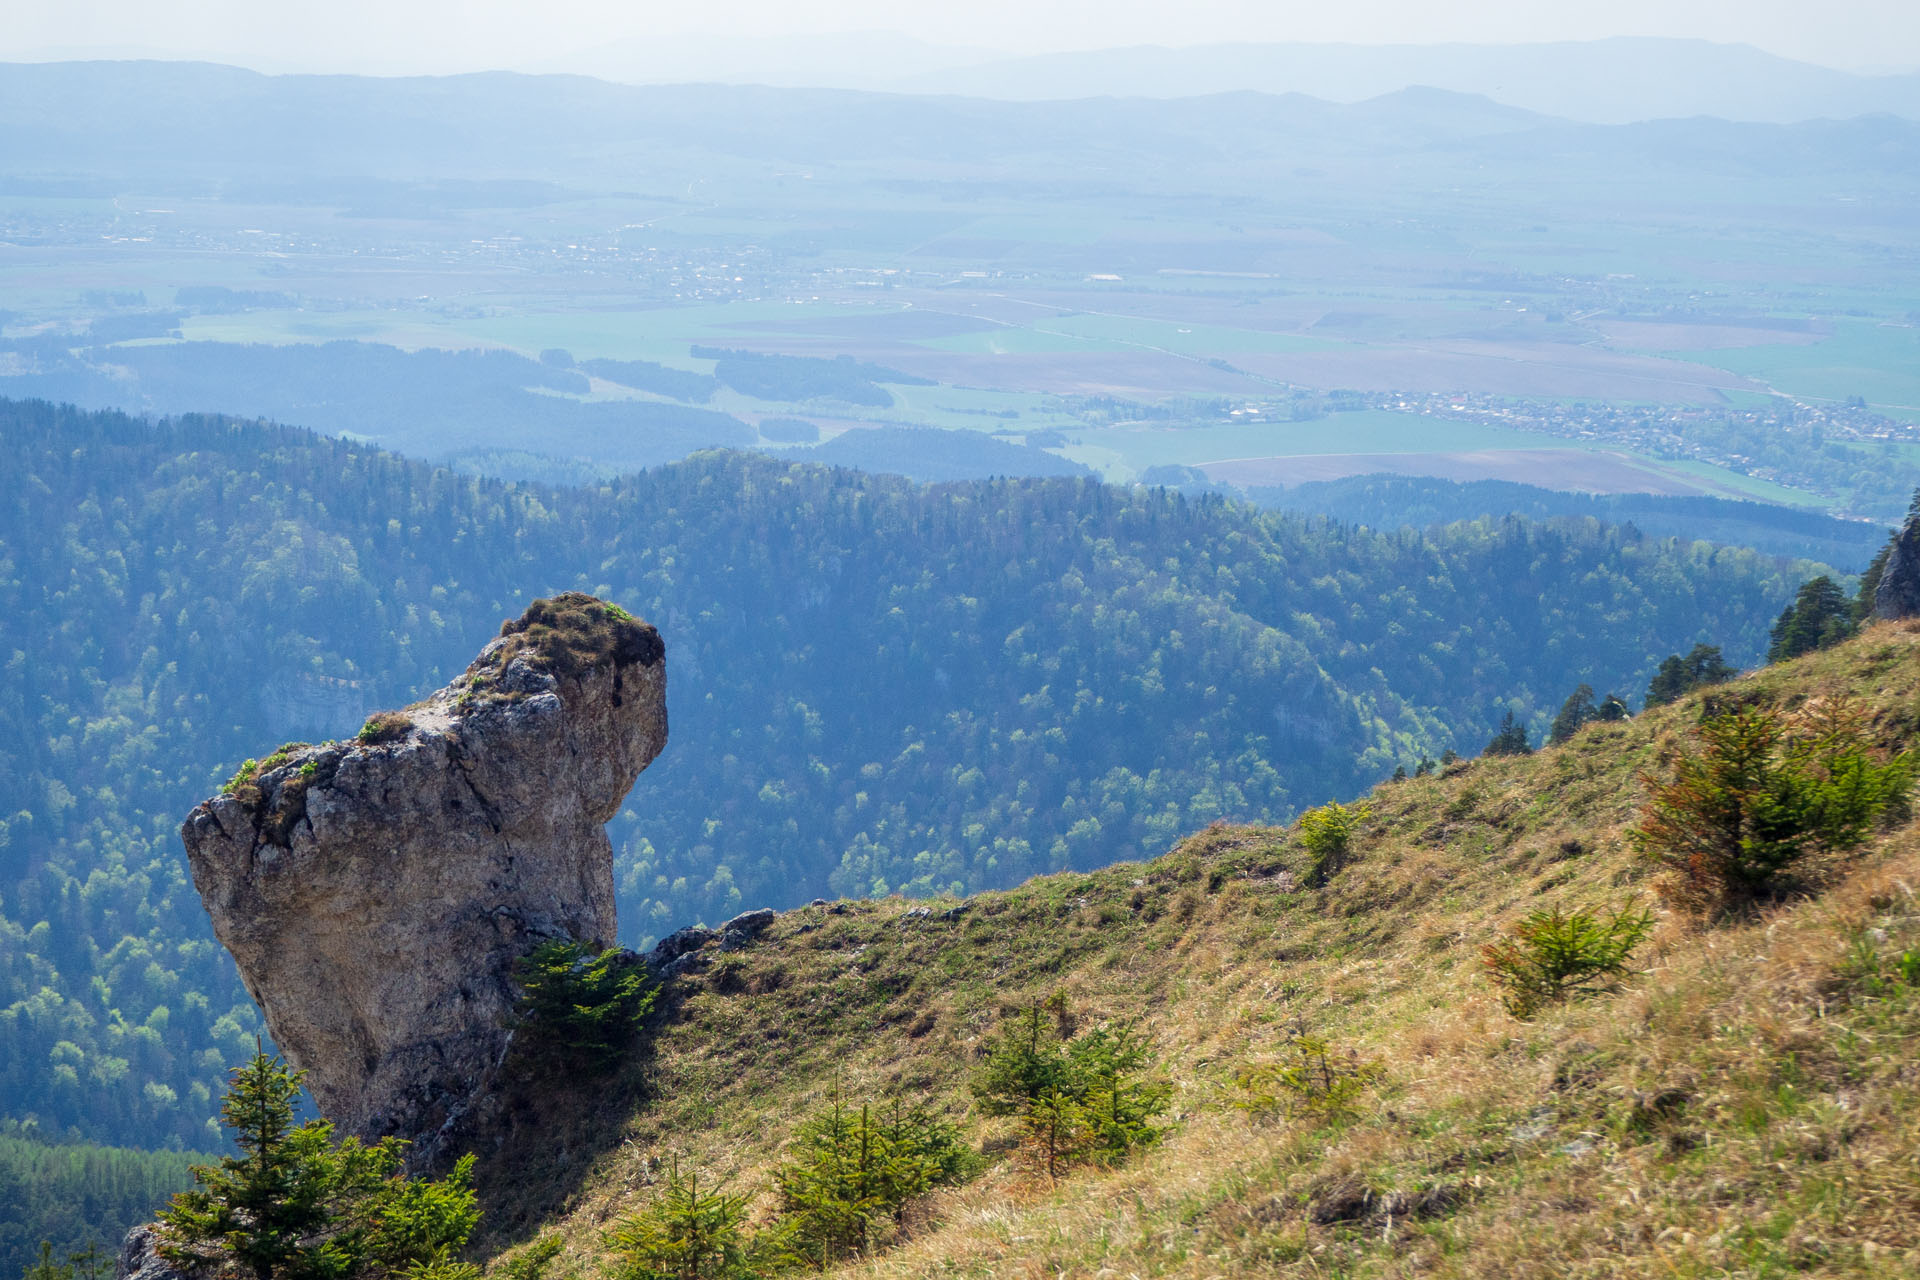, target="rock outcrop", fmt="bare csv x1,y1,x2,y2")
1872,509,1920,621
643,908,779,978
117,1226,187,1280
182,593,666,1151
